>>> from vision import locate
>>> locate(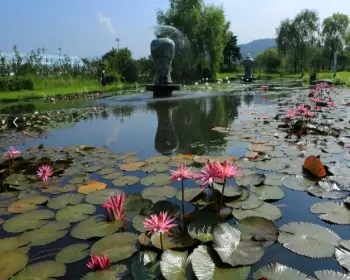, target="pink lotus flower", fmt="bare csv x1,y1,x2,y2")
5,147,21,159
87,254,110,270
311,97,320,103
196,161,224,188
303,110,314,118
143,211,177,235
328,101,335,108
296,105,308,115
102,193,126,222
169,164,195,182
286,109,296,118
222,161,241,178
309,89,316,94
37,164,53,182
260,84,268,91
315,106,321,111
